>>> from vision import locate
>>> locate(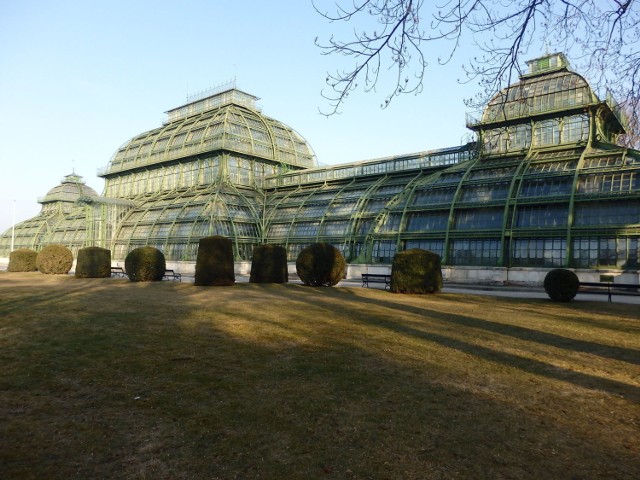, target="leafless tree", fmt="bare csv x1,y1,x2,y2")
314,0,639,138
619,106,640,149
